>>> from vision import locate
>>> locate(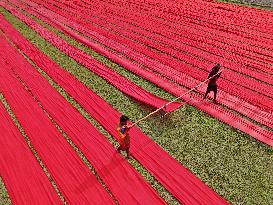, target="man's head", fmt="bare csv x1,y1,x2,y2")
213,63,221,73
120,115,129,125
